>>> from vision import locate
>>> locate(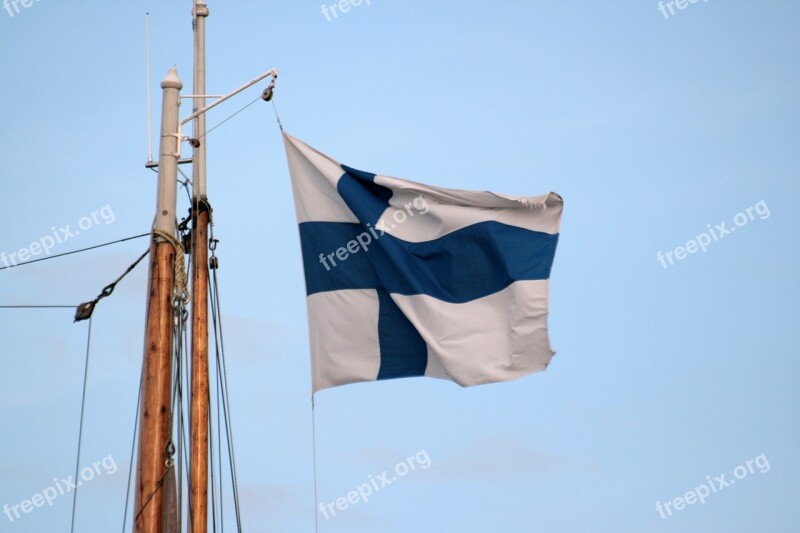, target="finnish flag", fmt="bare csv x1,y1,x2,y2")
284,133,563,393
